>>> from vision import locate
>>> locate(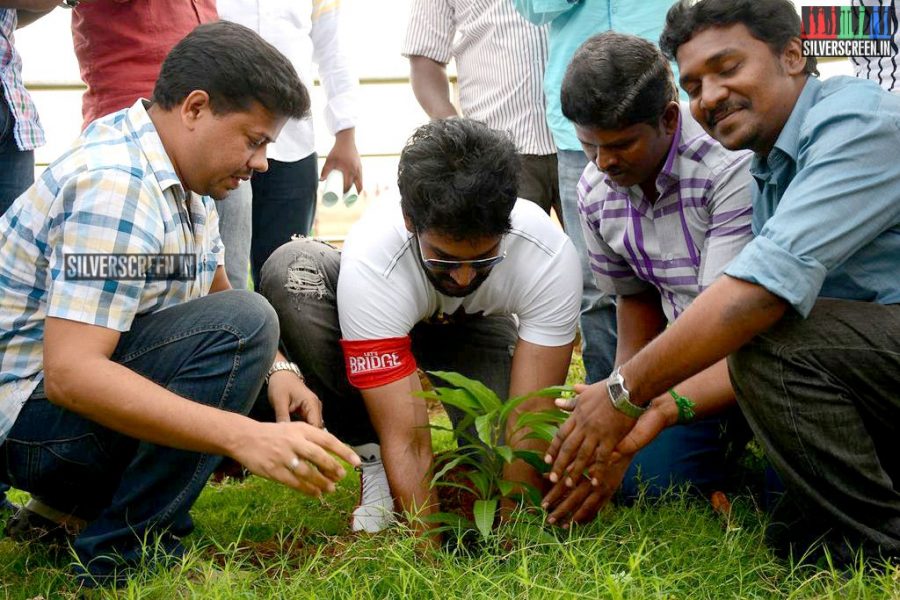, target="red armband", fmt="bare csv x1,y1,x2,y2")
340,336,418,389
